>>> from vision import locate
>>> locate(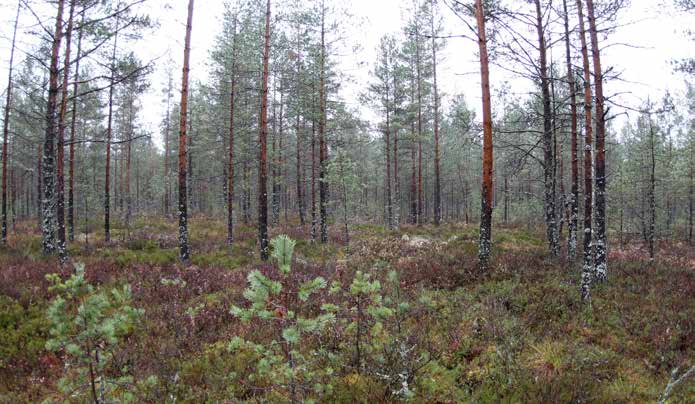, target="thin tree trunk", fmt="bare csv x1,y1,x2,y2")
1,0,20,244
178,0,195,262
311,117,317,242
42,0,66,254
227,21,237,245
431,0,441,226
577,0,594,301
384,55,393,229
318,3,329,244
475,0,493,269
586,0,607,281
648,117,656,260
534,0,559,258
563,0,579,260
104,12,120,243
68,11,84,242
258,0,271,259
